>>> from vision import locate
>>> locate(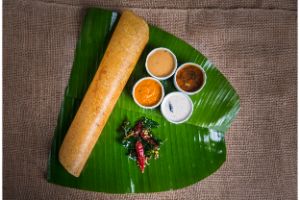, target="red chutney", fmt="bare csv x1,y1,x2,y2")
176,65,204,92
